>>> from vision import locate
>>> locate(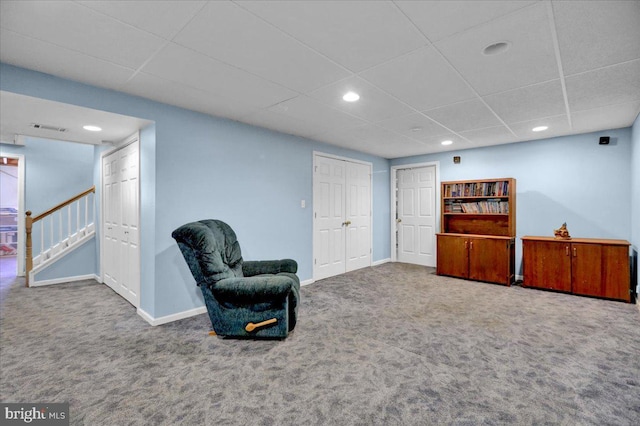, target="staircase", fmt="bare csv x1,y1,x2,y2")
25,186,96,286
